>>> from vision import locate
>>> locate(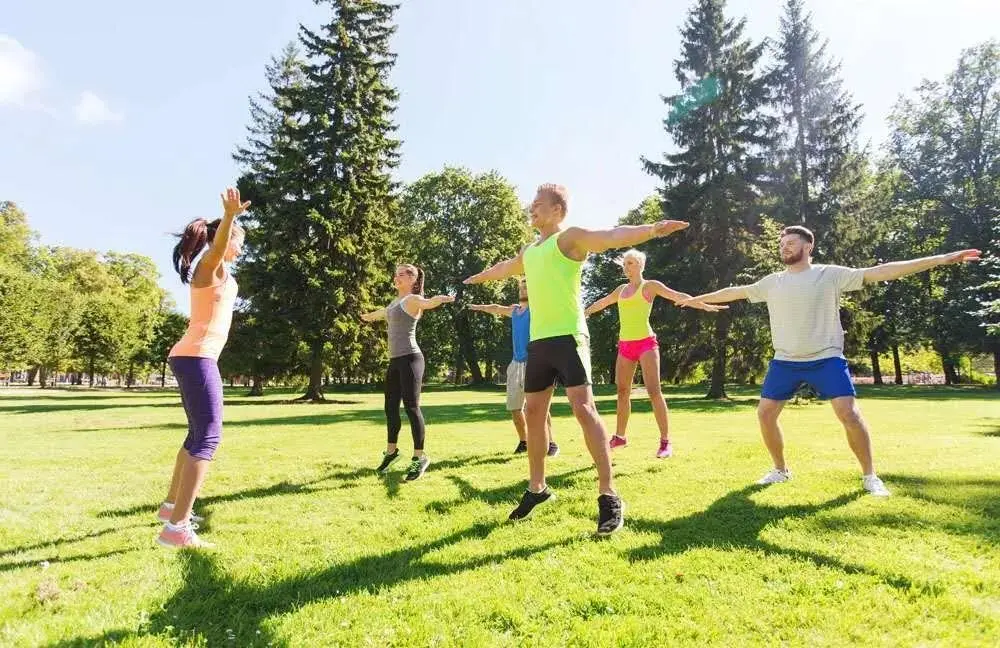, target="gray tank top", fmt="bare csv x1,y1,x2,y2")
387,296,420,358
